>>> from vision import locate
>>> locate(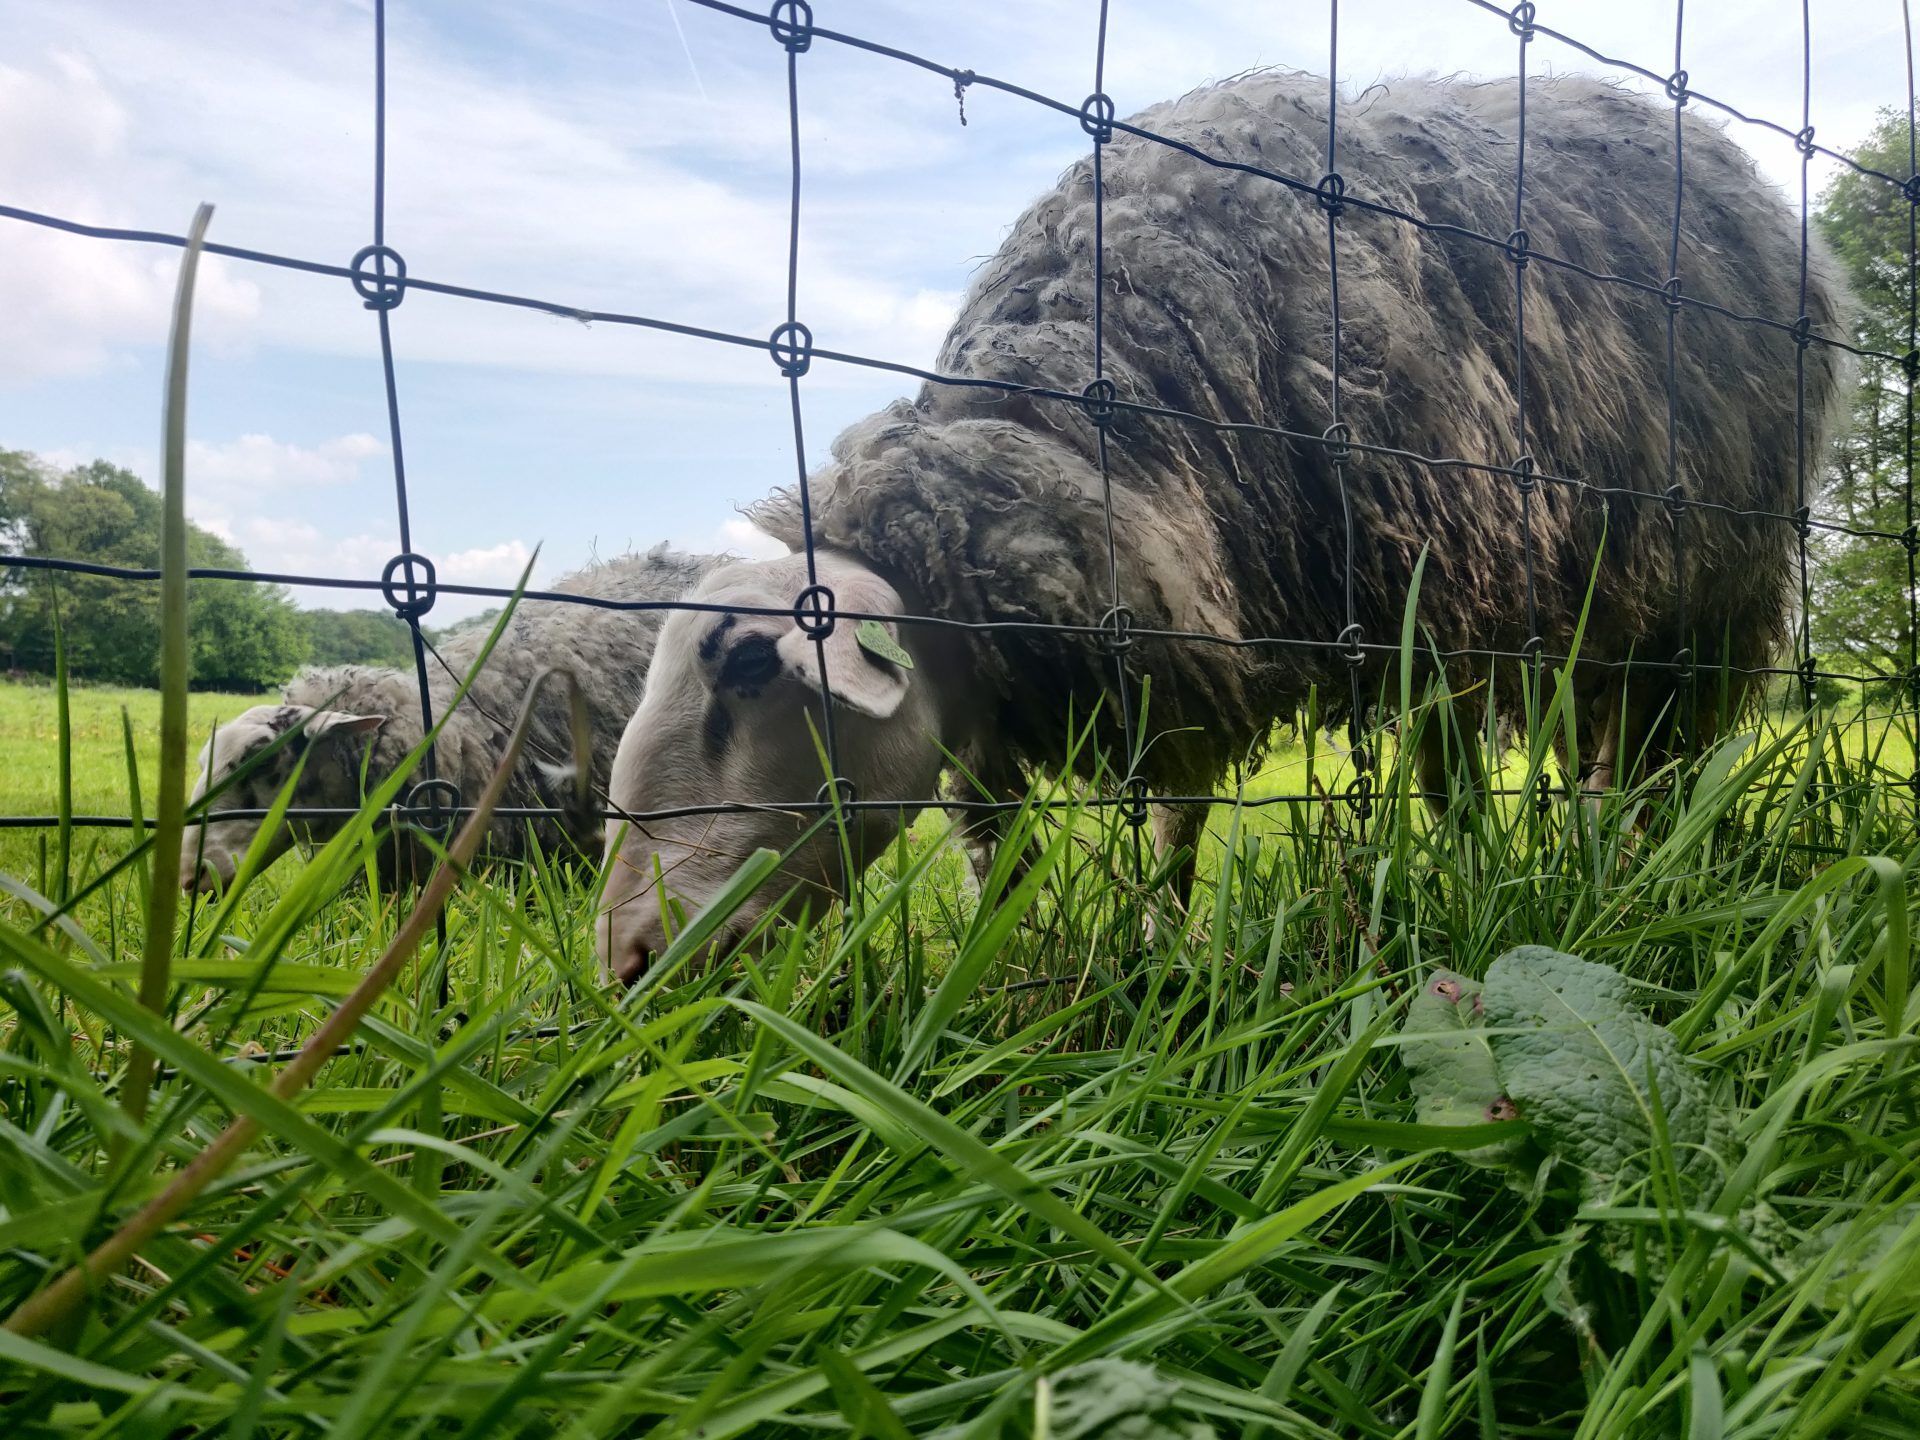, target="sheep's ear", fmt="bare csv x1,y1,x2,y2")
310,712,386,740
776,617,912,719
